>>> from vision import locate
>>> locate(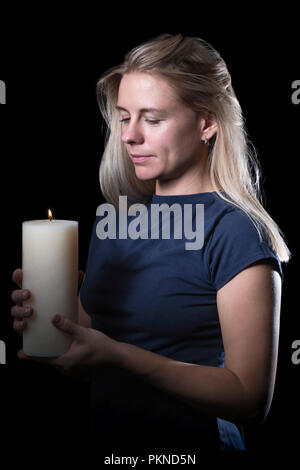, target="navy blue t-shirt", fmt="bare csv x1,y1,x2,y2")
80,191,282,451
